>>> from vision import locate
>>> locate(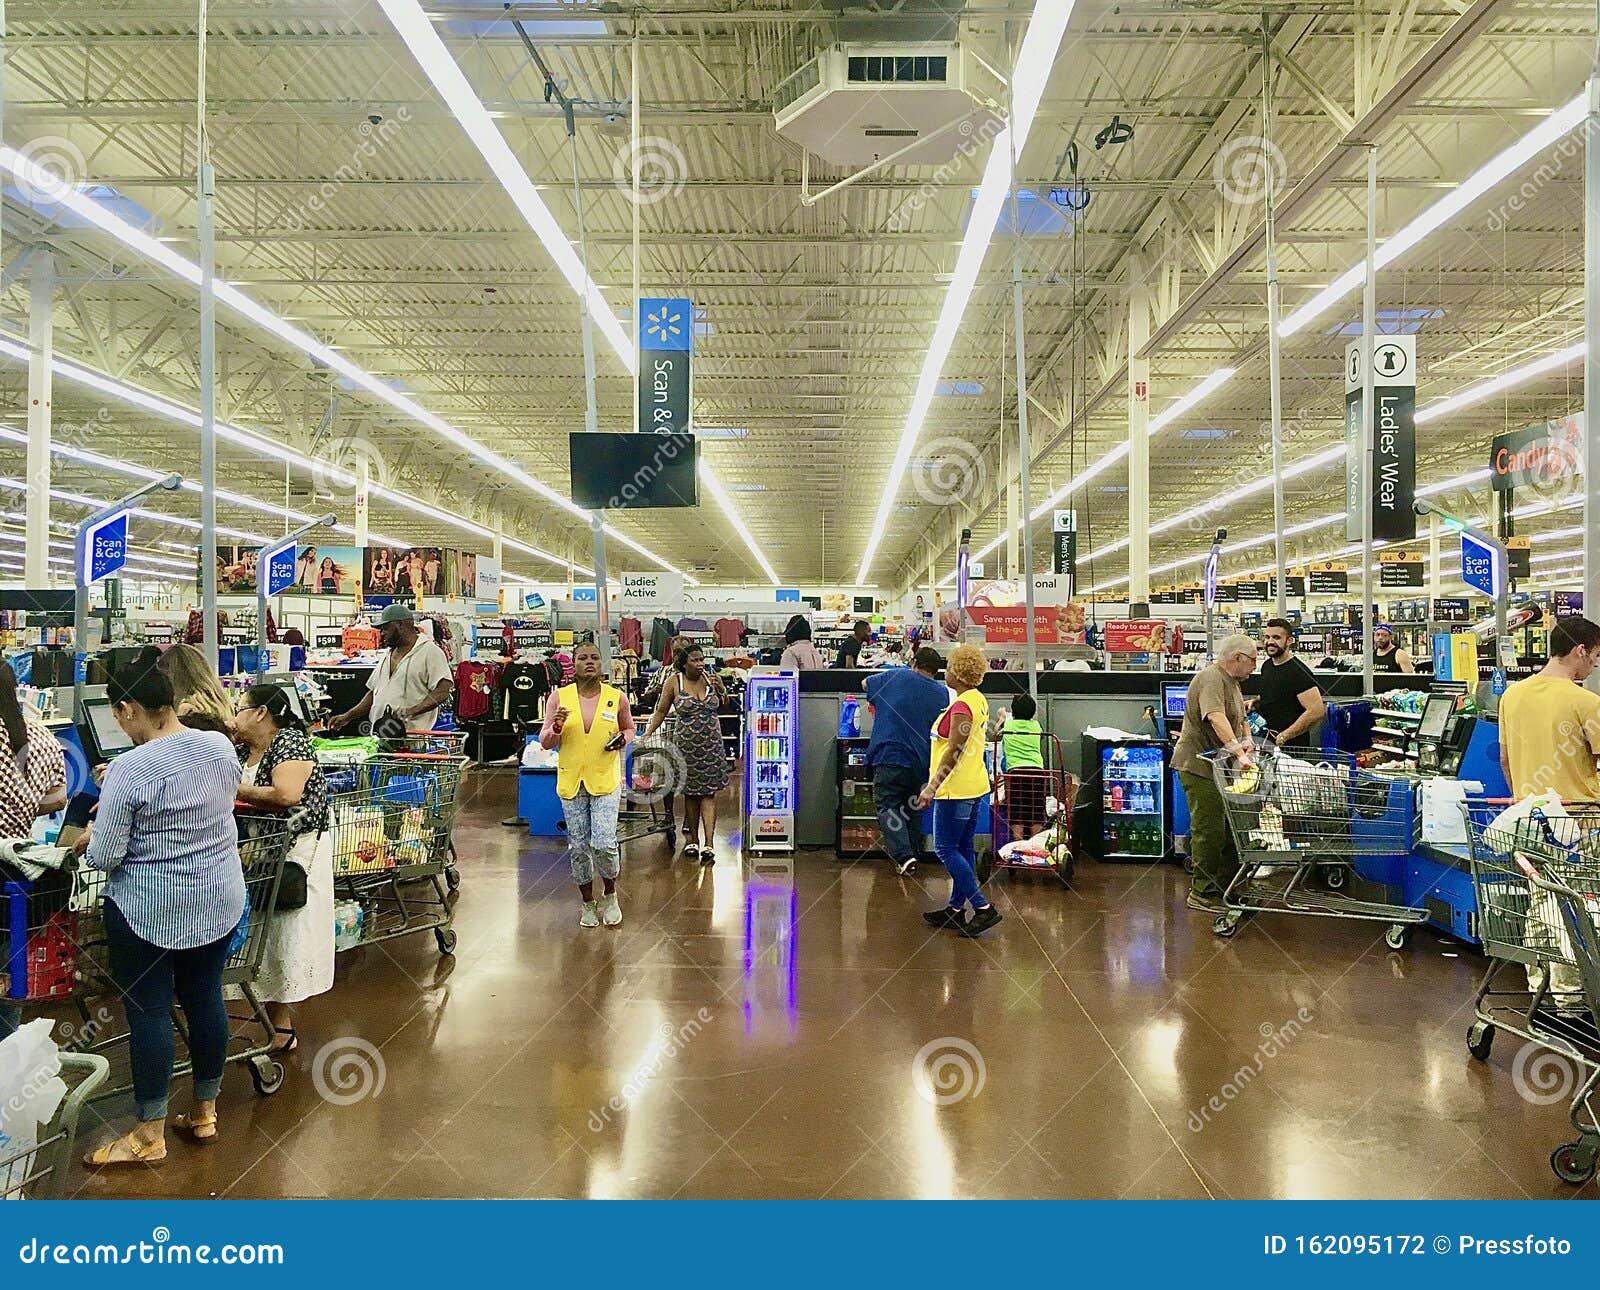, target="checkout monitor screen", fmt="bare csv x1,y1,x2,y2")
1417,694,1454,744
1162,684,1188,722
82,698,135,760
